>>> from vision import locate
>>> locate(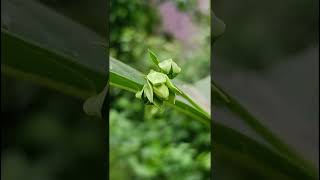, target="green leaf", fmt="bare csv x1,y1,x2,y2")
166,76,182,95
212,11,226,43
83,84,108,118
212,81,318,179
1,30,106,99
213,122,318,179
148,49,160,65
210,9,318,179
144,81,154,103
109,56,145,92
1,0,107,98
